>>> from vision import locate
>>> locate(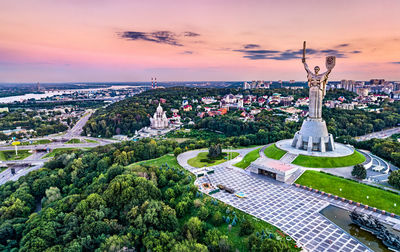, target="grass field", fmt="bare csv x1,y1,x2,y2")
233,148,261,169
126,154,178,173
187,151,239,168
292,151,366,168
232,145,263,149
264,144,286,160
0,150,32,161
128,154,299,251
295,170,400,215
127,154,178,168
20,139,51,145
43,148,80,158
85,139,99,143
66,138,81,144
